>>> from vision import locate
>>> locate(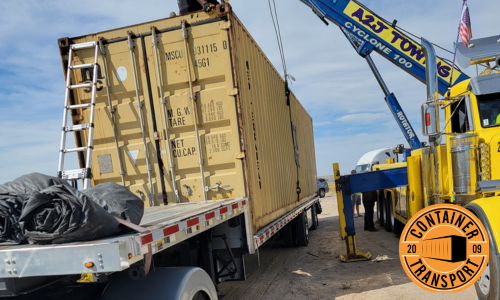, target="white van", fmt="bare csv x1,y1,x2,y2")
355,148,397,173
